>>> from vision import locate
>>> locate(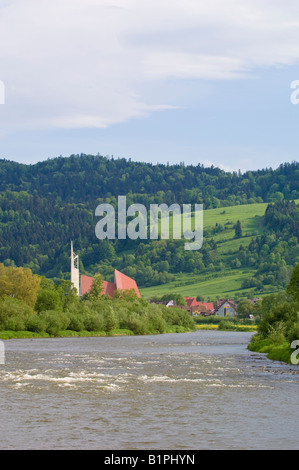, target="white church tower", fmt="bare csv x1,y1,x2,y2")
71,241,80,296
